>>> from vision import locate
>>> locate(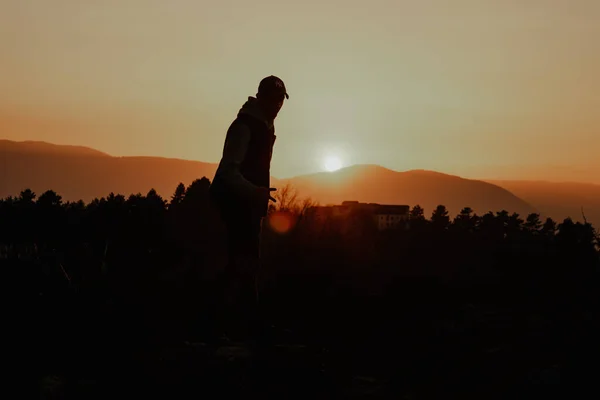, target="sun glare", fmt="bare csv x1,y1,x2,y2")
323,155,342,172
